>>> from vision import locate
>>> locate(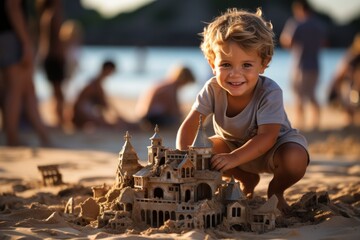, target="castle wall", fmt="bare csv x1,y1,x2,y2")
132,198,223,229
